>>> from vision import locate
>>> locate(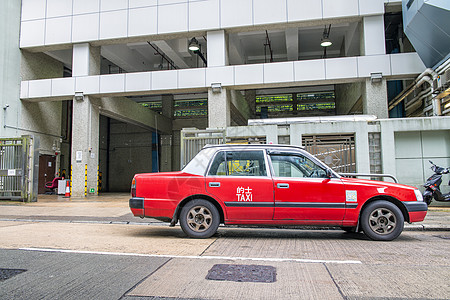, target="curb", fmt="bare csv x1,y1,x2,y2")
405,224,450,231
